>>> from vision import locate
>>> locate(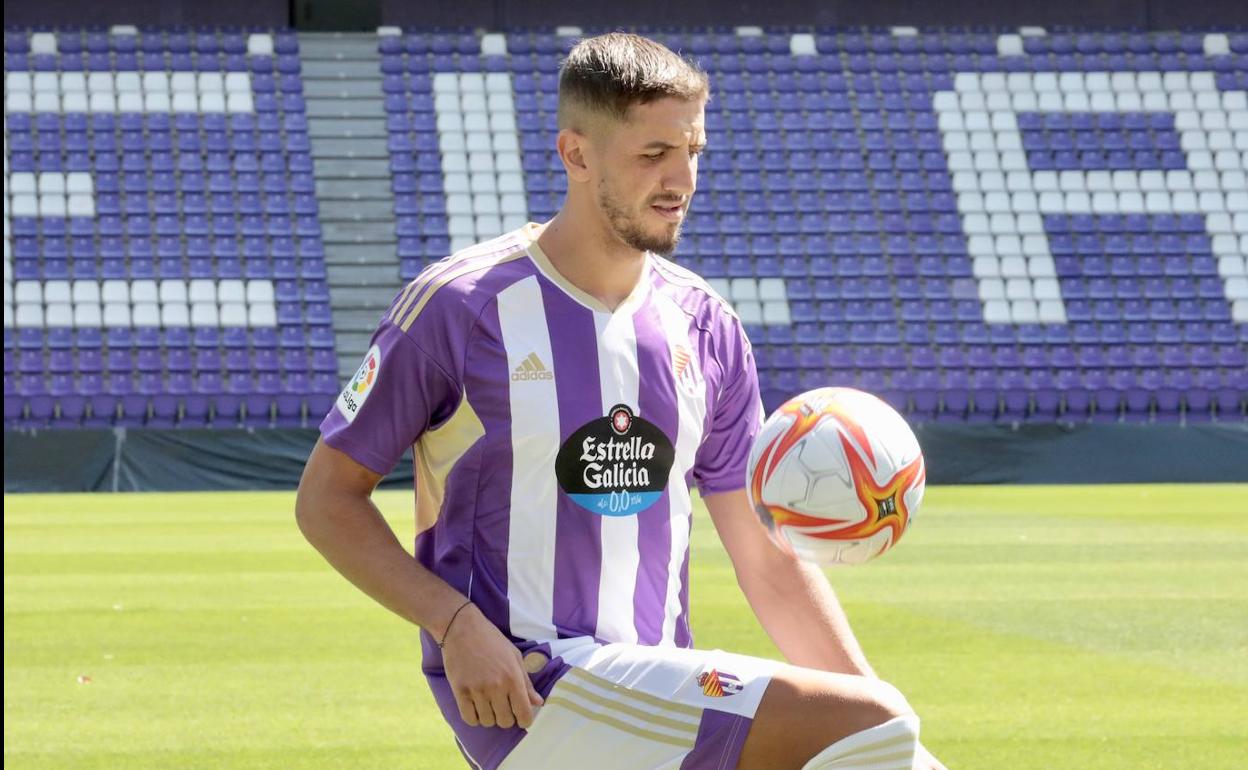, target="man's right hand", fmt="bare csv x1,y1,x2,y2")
441,604,545,730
